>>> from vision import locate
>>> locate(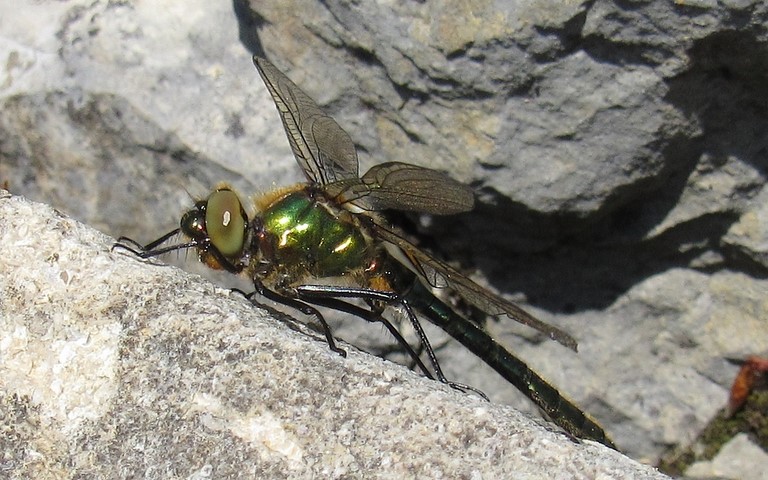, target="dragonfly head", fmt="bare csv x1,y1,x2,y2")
180,187,248,272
